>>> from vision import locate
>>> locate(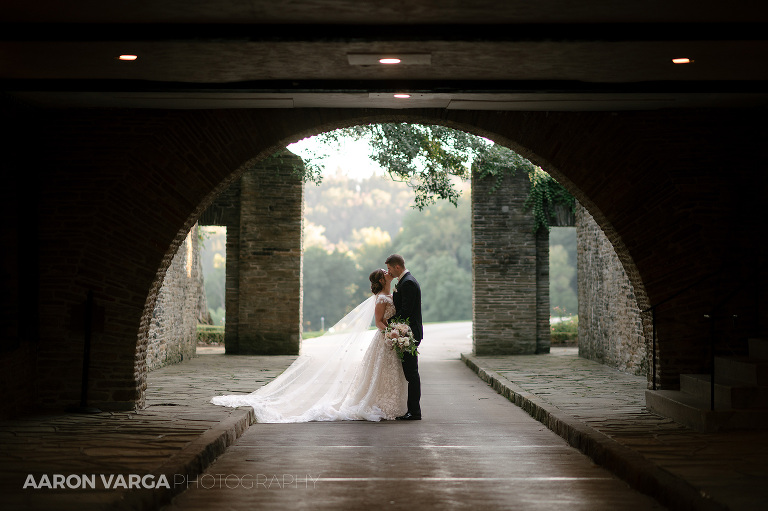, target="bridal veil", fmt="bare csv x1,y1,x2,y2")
211,296,378,422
